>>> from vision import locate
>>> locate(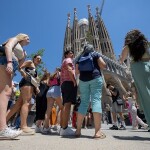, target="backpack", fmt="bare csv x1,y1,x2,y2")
78,52,94,71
